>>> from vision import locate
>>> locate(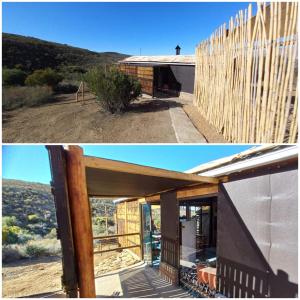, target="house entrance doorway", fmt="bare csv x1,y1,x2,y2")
179,197,217,297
